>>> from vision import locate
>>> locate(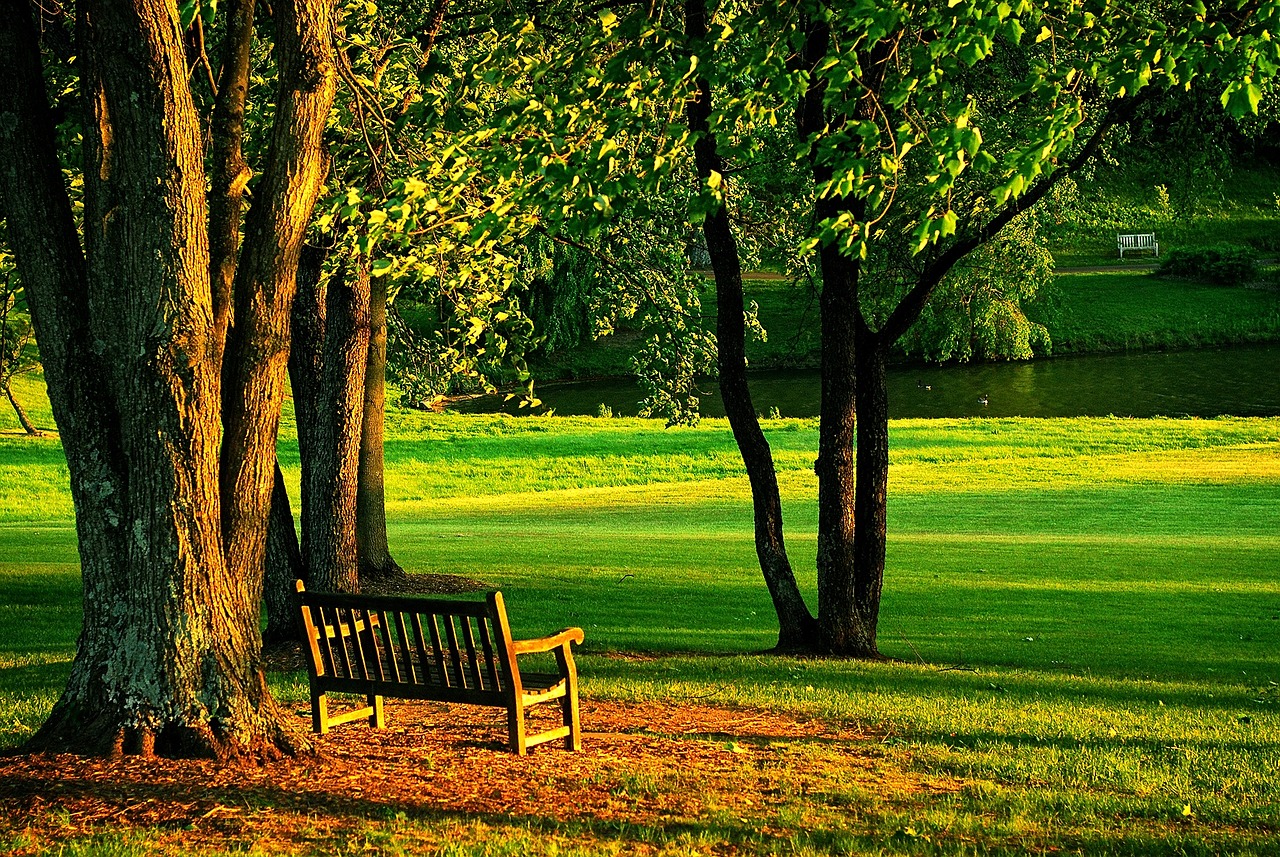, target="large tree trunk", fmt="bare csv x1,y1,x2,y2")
0,0,335,759
1,0,289,758
356,269,403,581
684,0,816,651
